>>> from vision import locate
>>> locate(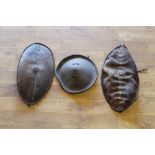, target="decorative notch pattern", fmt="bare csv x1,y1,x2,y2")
101,44,139,112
